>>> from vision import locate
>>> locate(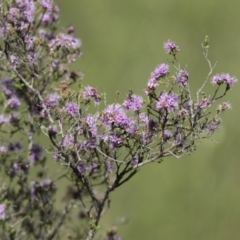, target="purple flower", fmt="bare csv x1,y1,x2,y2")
77,163,88,174
205,124,219,133
85,115,97,136
86,138,97,149
212,73,237,88
151,64,169,80
65,102,79,117
178,109,189,117
176,70,188,86
164,40,180,54
109,134,122,149
40,12,59,26
50,33,81,50
7,96,21,110
77,126,83,135
0,78,15,96
163,130,172,140
8,142,22,153
217,102,231,112
0,115,9,125
101,104,133,129
123,94,143,111
78,139,97,151
155,92,179,112
91,163,99,173
23,3,36,23
45,93,59,107
8,7,21,23
0,146,7,153
49,125,58,136
148,119,158,132
39,0,54,11
141,131,151,143
8,158,29,178
30,179,55,201
0,204,6,220
139,113,149,125
30,144,43,163
198,97,212,109
13,0,36,23
147,77,158,89
131,156,139,165
62,134,74,147
174,132,185,147
82,86,100,105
